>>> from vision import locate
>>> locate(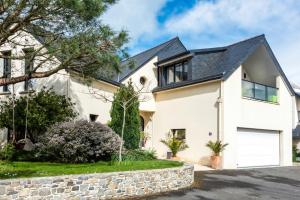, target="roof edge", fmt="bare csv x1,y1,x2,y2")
152,74,223,93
